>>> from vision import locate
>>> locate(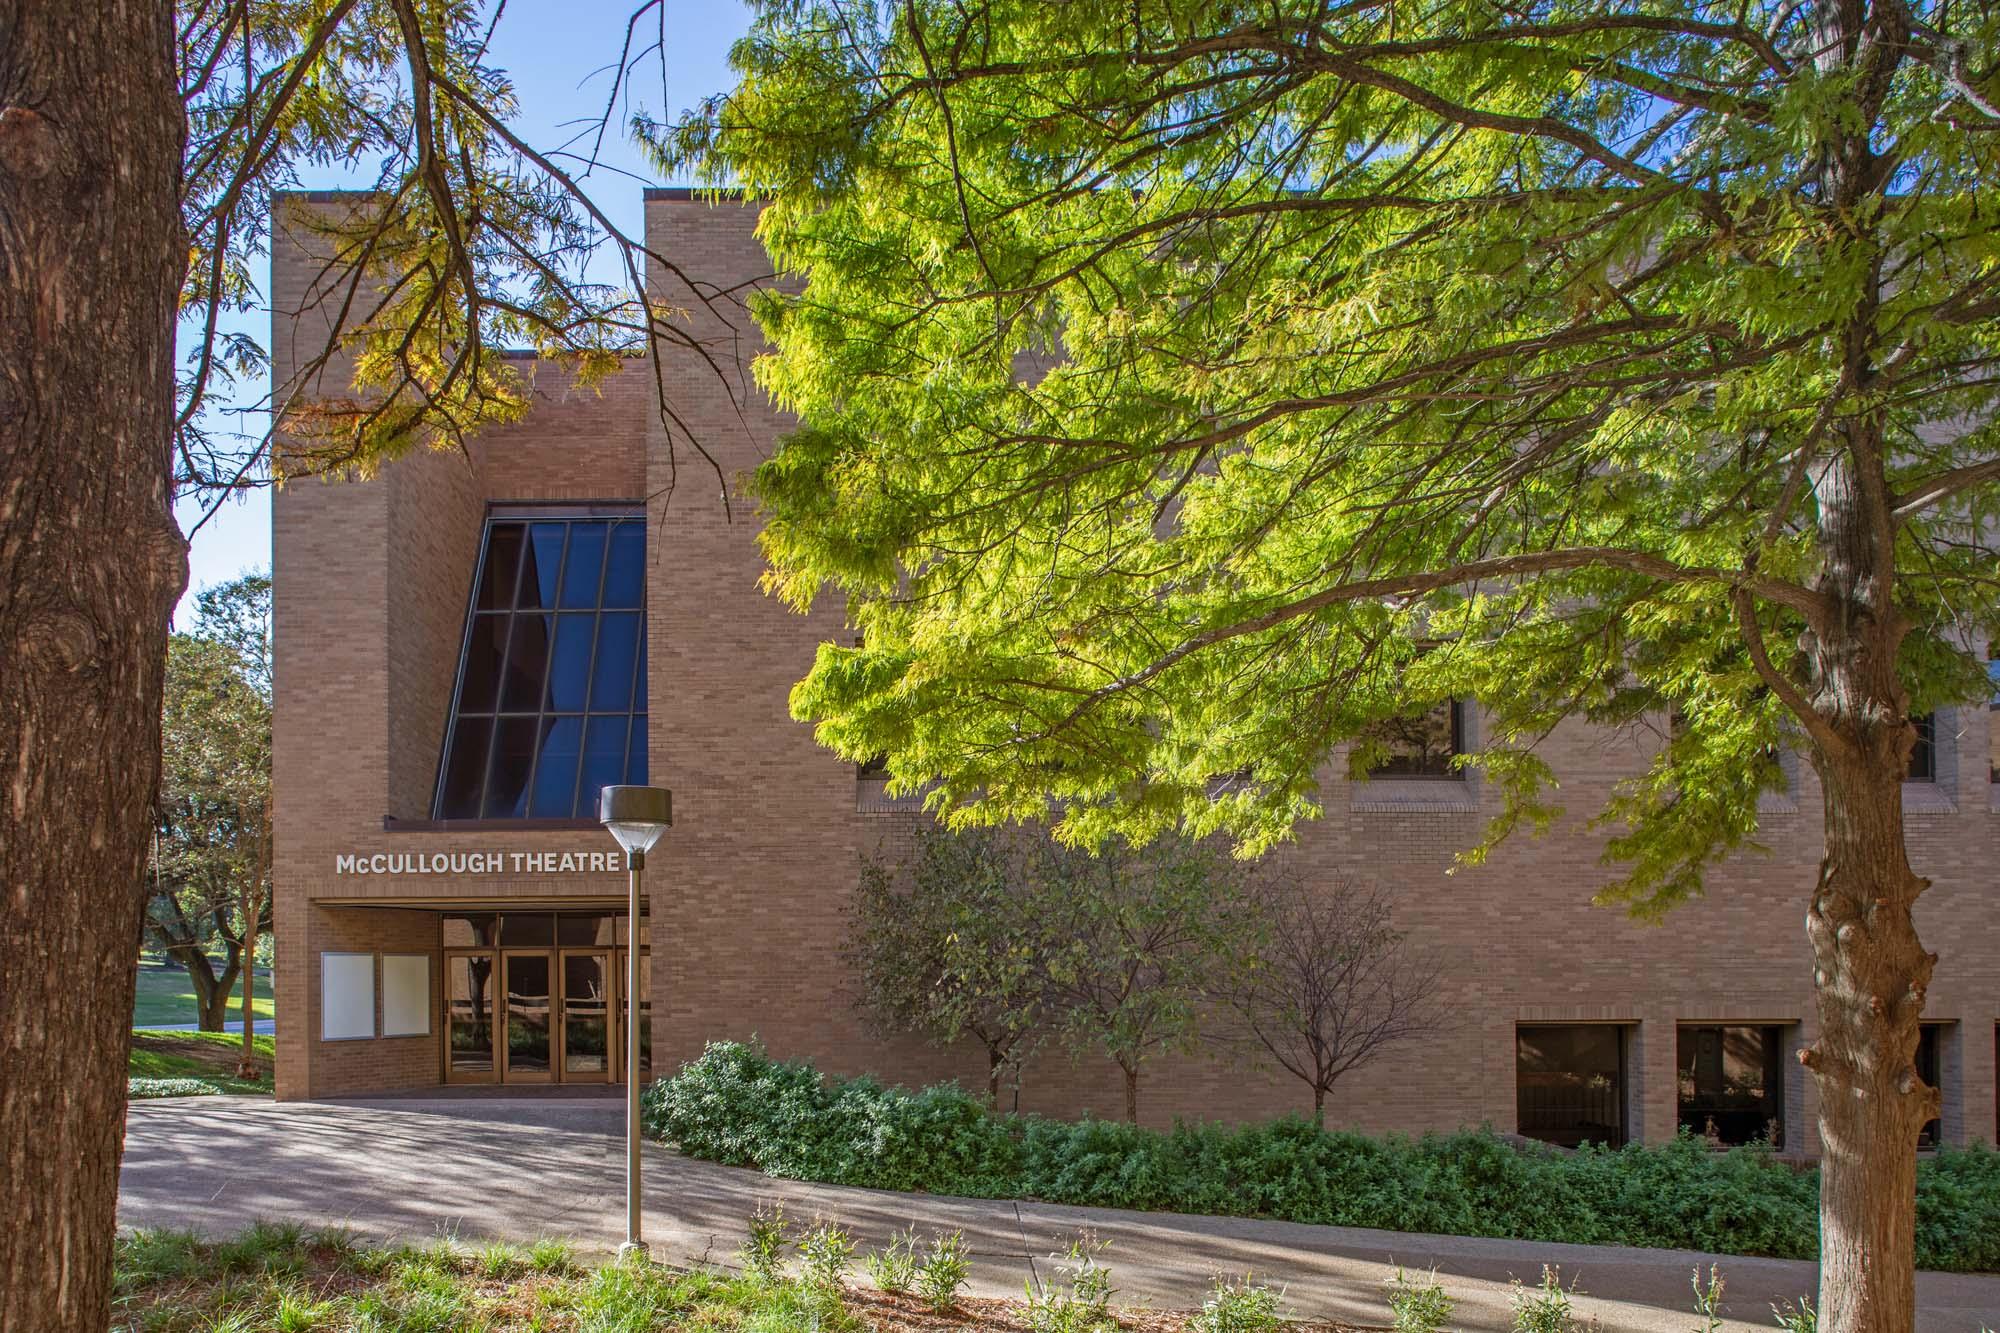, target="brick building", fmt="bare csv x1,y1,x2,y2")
271,189,2000,1155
